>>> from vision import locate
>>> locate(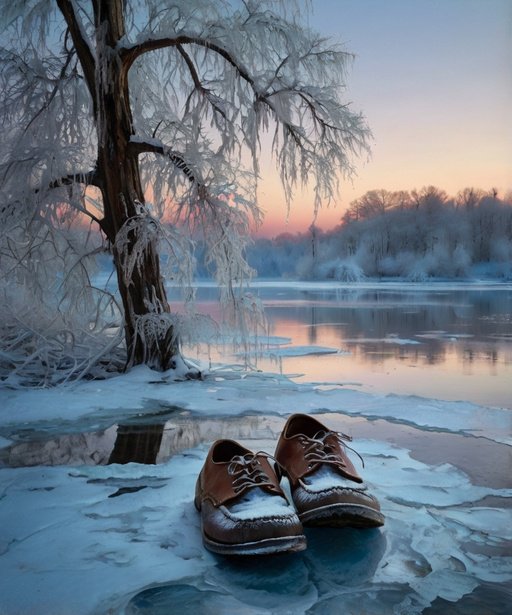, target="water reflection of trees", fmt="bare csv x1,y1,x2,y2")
266,288,512,368
3,416,283,468
343,342,446,366
108,424,165,464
